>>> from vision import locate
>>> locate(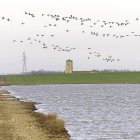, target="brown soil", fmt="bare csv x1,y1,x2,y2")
0,90,70,140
